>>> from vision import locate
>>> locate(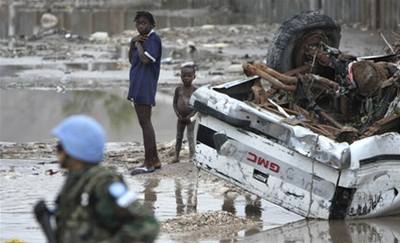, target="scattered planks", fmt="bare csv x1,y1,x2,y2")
244,62,399,143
